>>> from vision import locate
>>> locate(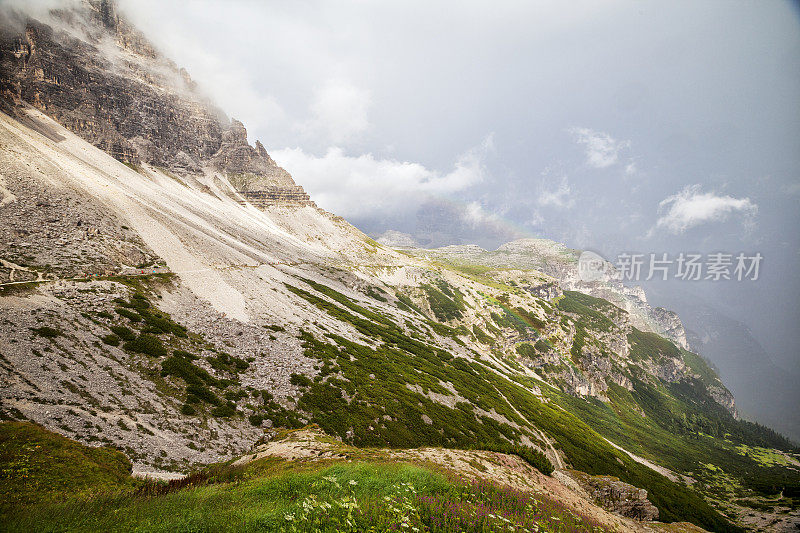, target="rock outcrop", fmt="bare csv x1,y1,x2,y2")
564,470,660,522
